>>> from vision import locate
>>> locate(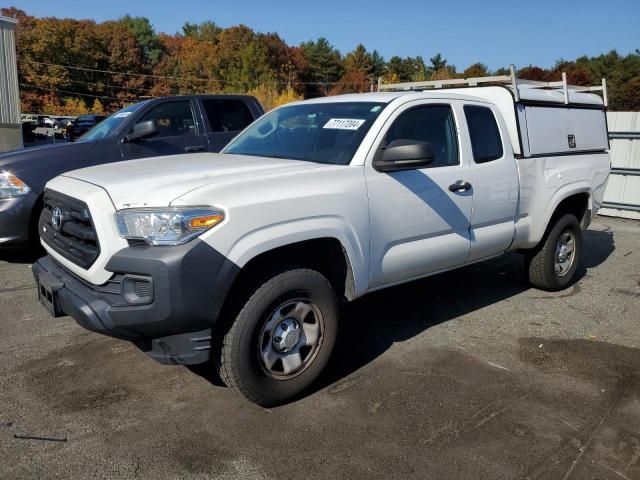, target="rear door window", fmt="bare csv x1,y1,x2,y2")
202,99,255,133
464,105,503,163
